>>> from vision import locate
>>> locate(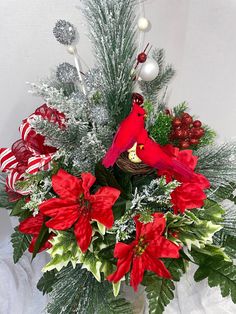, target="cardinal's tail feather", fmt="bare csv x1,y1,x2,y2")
172,159,194,181
102,145,121,168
